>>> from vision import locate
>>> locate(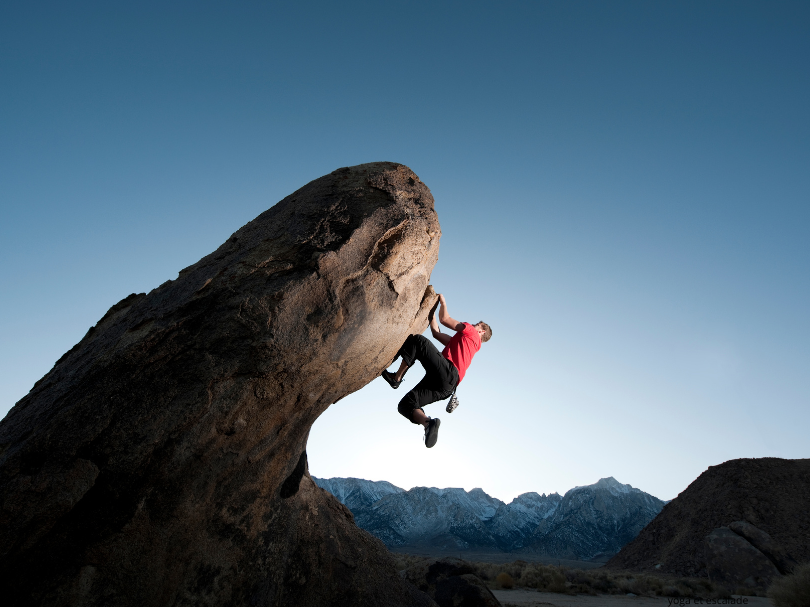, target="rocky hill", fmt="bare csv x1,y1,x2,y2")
314,476,664,560
0,163,440,607
606,458,810,591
